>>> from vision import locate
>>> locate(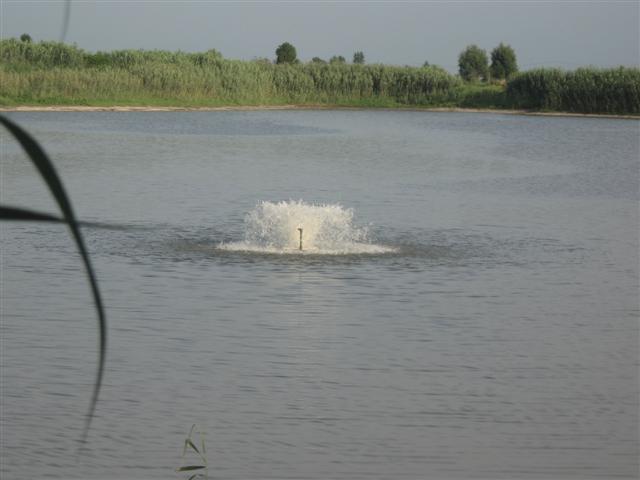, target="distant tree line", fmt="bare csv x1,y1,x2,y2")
273,41,518,84
275,42,364,66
